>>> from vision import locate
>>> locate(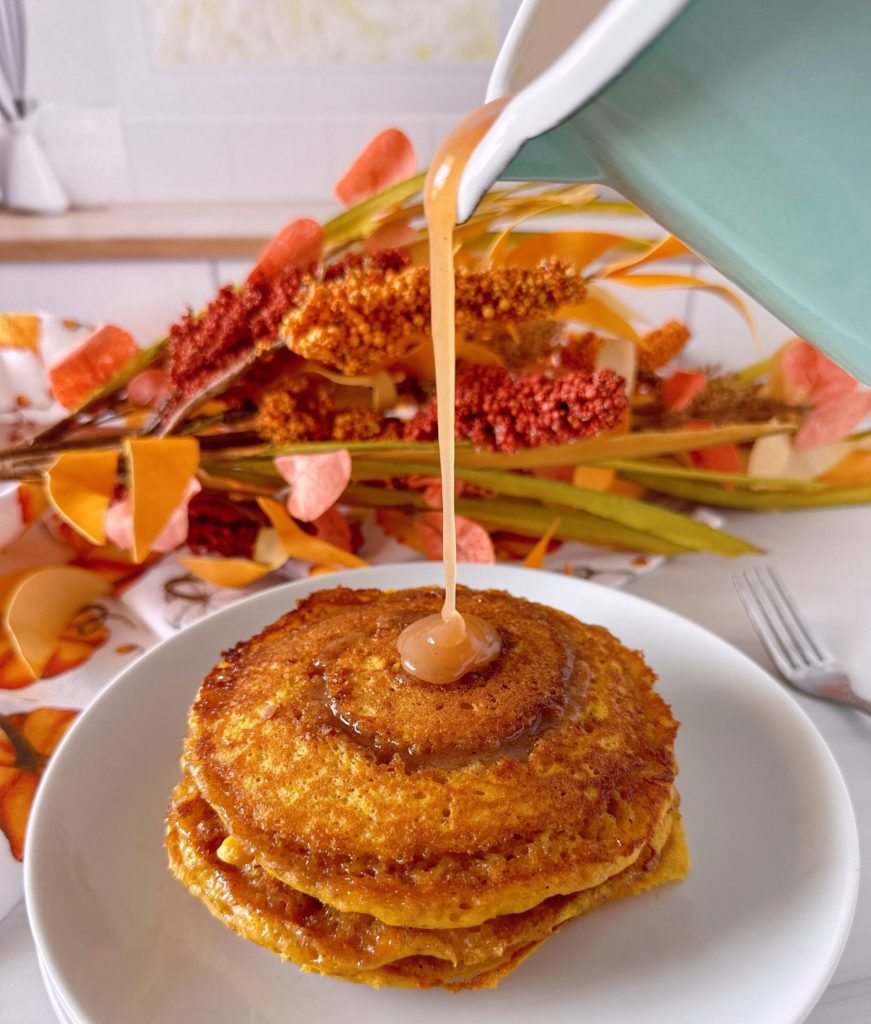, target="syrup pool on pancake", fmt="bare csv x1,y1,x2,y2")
397,100,509,685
